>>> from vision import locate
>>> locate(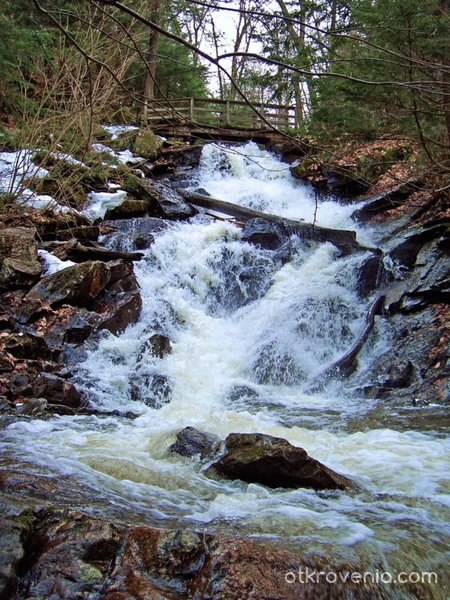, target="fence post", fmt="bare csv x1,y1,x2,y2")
225,101,231,126
190,98,195,121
